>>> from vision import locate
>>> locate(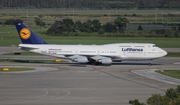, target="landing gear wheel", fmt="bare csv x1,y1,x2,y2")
88,59,99,65
148,63,152,66
148,60,152,66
